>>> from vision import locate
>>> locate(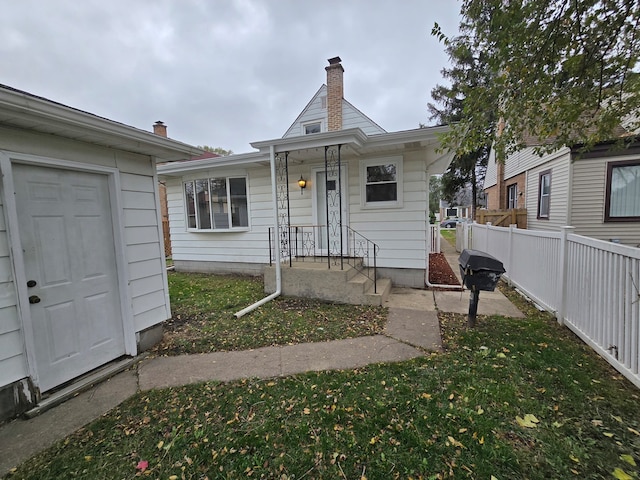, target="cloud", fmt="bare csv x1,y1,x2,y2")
0,0,460,152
